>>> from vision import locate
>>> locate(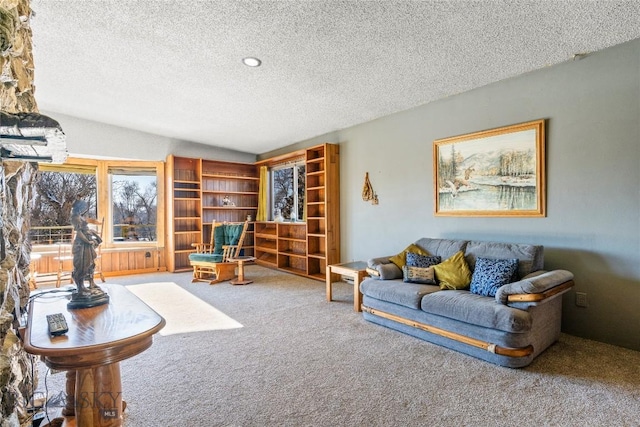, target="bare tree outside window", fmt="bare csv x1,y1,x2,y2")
30,170,97,244
111,173,157,241
271,162,305,220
